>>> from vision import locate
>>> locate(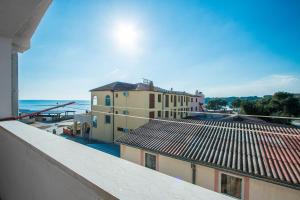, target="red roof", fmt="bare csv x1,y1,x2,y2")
117,119,300,189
